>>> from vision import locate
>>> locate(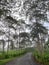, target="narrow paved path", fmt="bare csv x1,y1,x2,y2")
4,53,39,65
